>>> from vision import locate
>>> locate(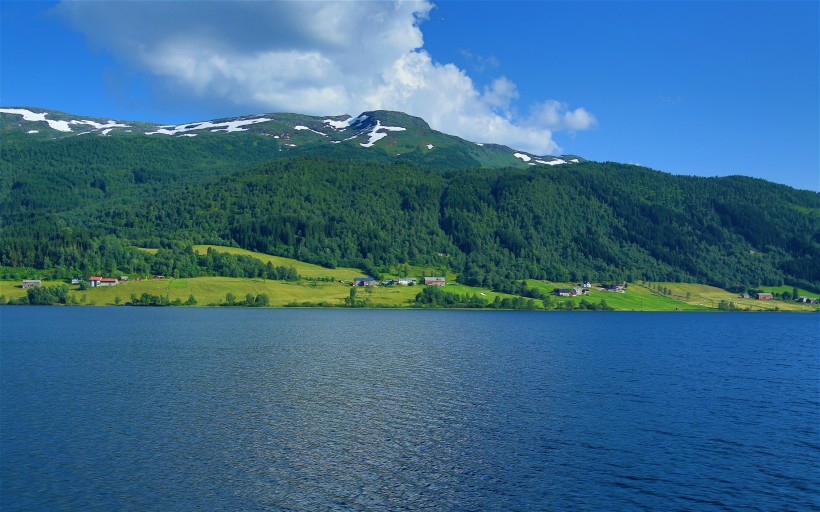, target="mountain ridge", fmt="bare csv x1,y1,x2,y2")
0,106,582,170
